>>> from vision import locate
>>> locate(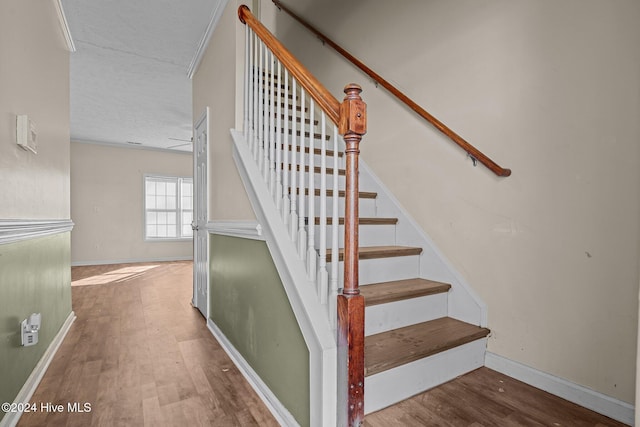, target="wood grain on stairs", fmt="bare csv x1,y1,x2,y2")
279,115,318,125
365,317,490,376
261,89,295,99
287,163,345,175
282,144,343,158
291,188,377,199
266,101,307,112
361,278,451,307
317,217,398,225
326,245,423,262
287,129,331,141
